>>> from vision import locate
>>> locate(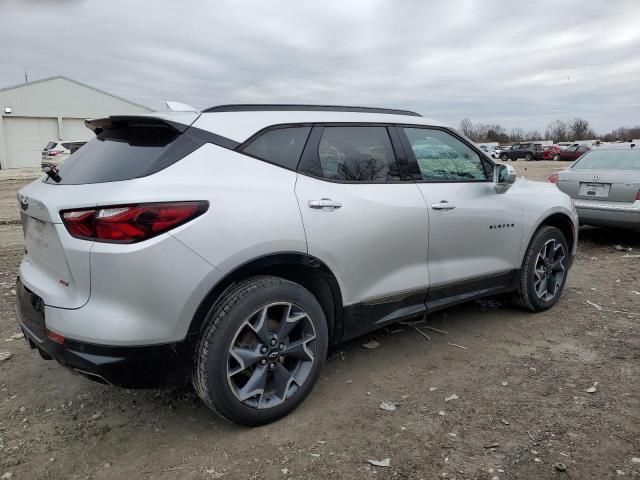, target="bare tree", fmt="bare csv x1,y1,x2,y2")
486,125,508,143
510,128,524,142
569,118,591,140
473,123,490,142
459,118,474,138
524,130,541,141
546,120,569,142
601,125,640,142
